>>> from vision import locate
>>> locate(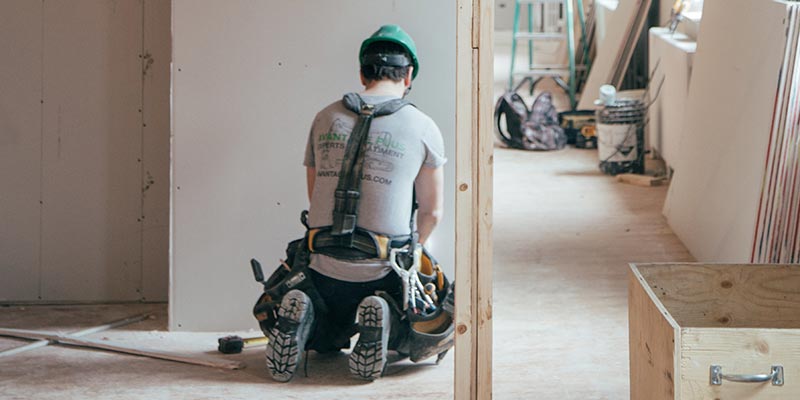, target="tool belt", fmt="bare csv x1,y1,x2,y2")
386,244,455,363
251,237,329,336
